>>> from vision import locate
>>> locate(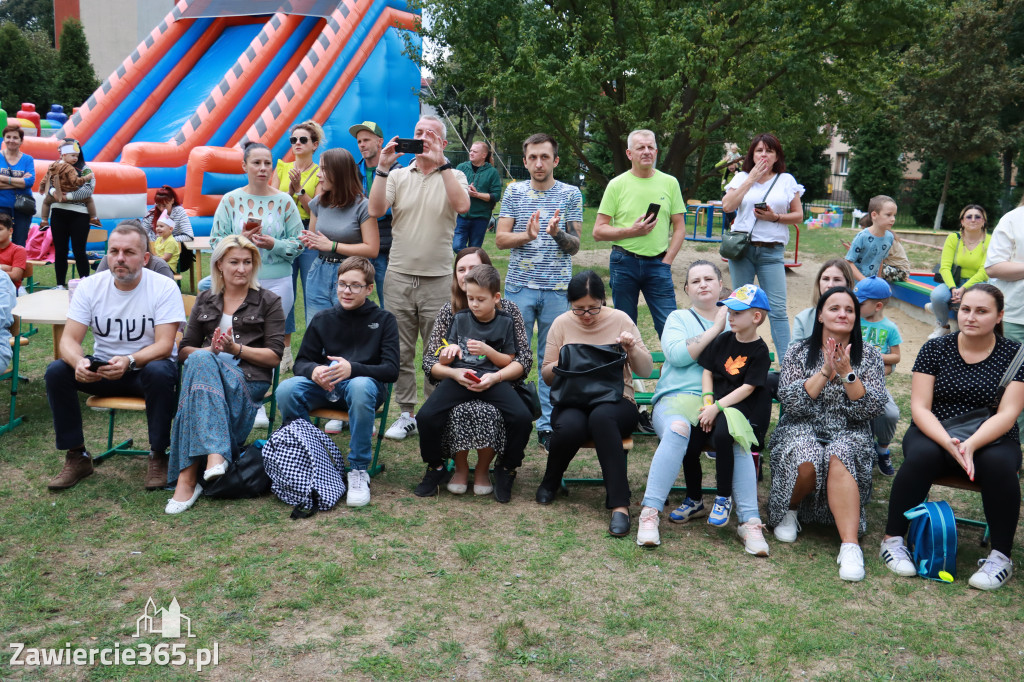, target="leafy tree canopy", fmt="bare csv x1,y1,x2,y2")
0,0,53,43
847,112,903,209
911,155,1002,231
413,0,932,194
